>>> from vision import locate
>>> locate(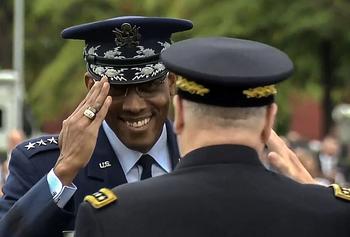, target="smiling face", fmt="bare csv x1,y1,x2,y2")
85,73,175,153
